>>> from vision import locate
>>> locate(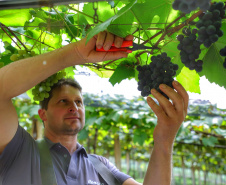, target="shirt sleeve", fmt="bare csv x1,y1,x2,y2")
90,154,132,184
0,125,30,176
